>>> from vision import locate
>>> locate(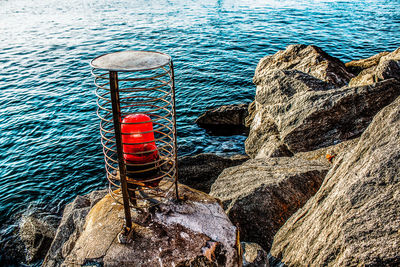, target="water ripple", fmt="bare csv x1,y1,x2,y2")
0,0,399,263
